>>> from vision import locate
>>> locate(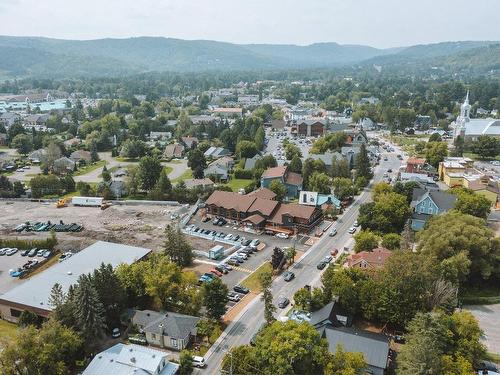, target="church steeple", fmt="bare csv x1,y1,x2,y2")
460,90,471,121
